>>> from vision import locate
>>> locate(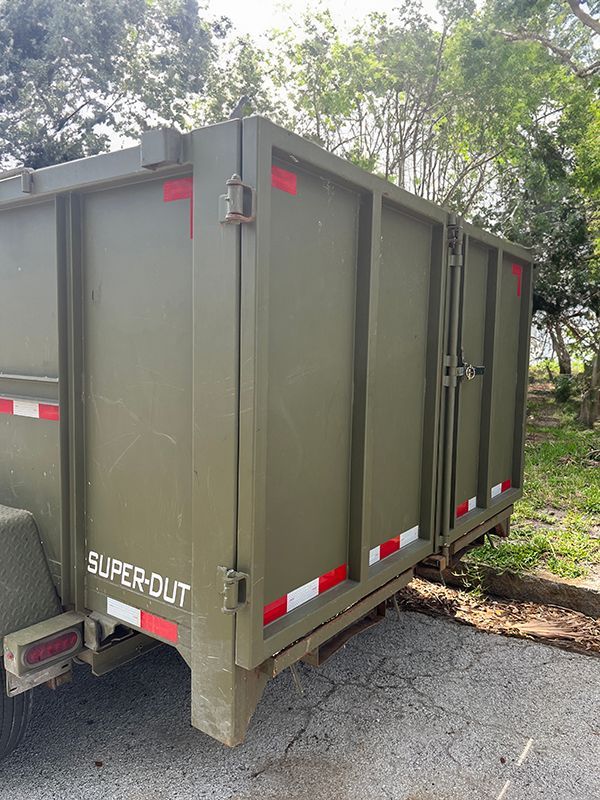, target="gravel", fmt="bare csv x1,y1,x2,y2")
1,610,599,799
